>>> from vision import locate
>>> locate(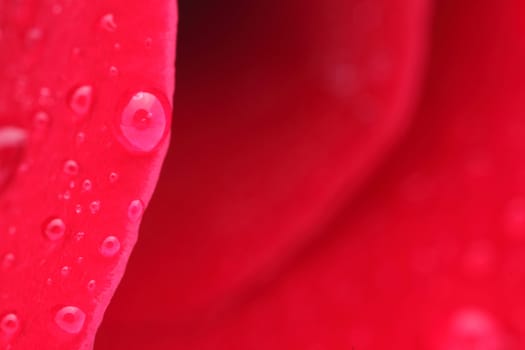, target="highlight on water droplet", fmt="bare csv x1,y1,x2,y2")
0,126,27,194
68,85,93,116
128,199,144,222
99,235,121,257
99,13,117,32
54,306,85,334
0,313,20,336
43,217,66,241
116,91,169,153
63,159,79,176
108,172,119,183
108,65,119,77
